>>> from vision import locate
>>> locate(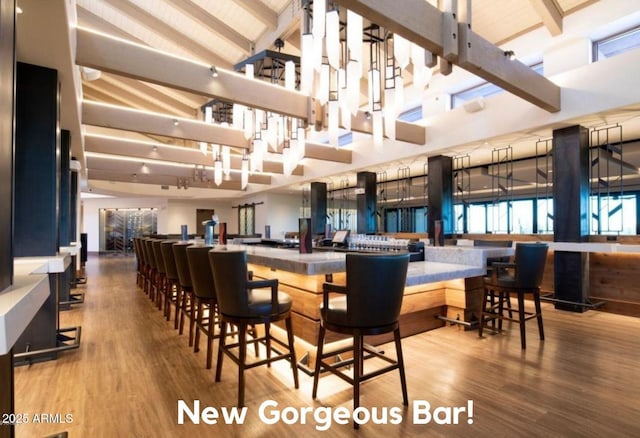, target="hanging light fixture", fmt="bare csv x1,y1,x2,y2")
241,152,249,189
222,146,231,176
214,151,223,186
312,0,326,71
284,60,296,90
325,6,340,69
